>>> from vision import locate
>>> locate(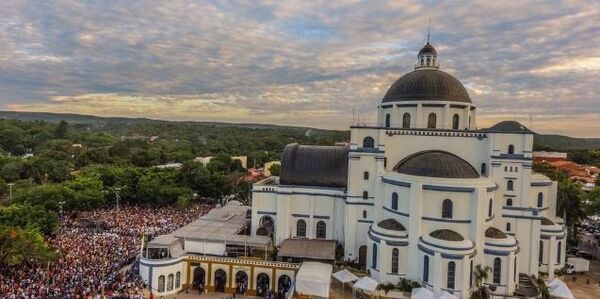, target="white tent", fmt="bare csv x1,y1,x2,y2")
545,278,574,299
411,287,434,299
332,269,359,283
295,262,332,298
353,276,379,292
438,290,459,299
